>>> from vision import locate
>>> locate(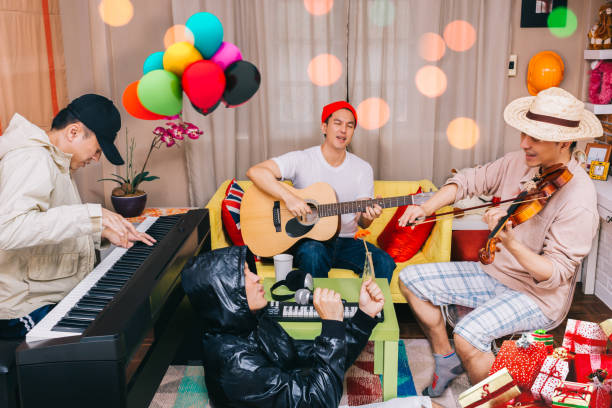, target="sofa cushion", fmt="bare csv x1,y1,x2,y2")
376,187,435,262
221,178,246,246
207,179,453,303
